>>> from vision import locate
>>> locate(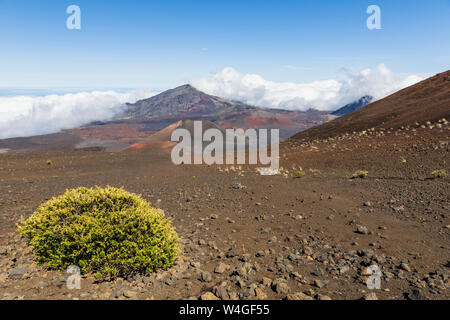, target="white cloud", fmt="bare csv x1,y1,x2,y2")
190,64,423,111
0,64,424,140
0,90,156,139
